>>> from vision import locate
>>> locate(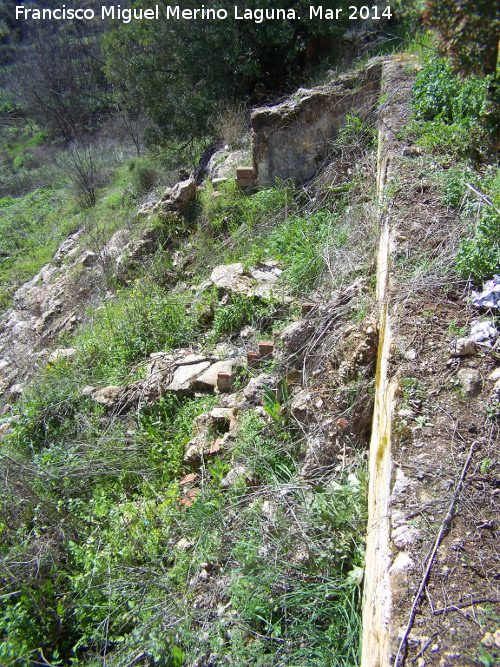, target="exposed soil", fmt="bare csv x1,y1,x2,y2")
382,58,500,667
